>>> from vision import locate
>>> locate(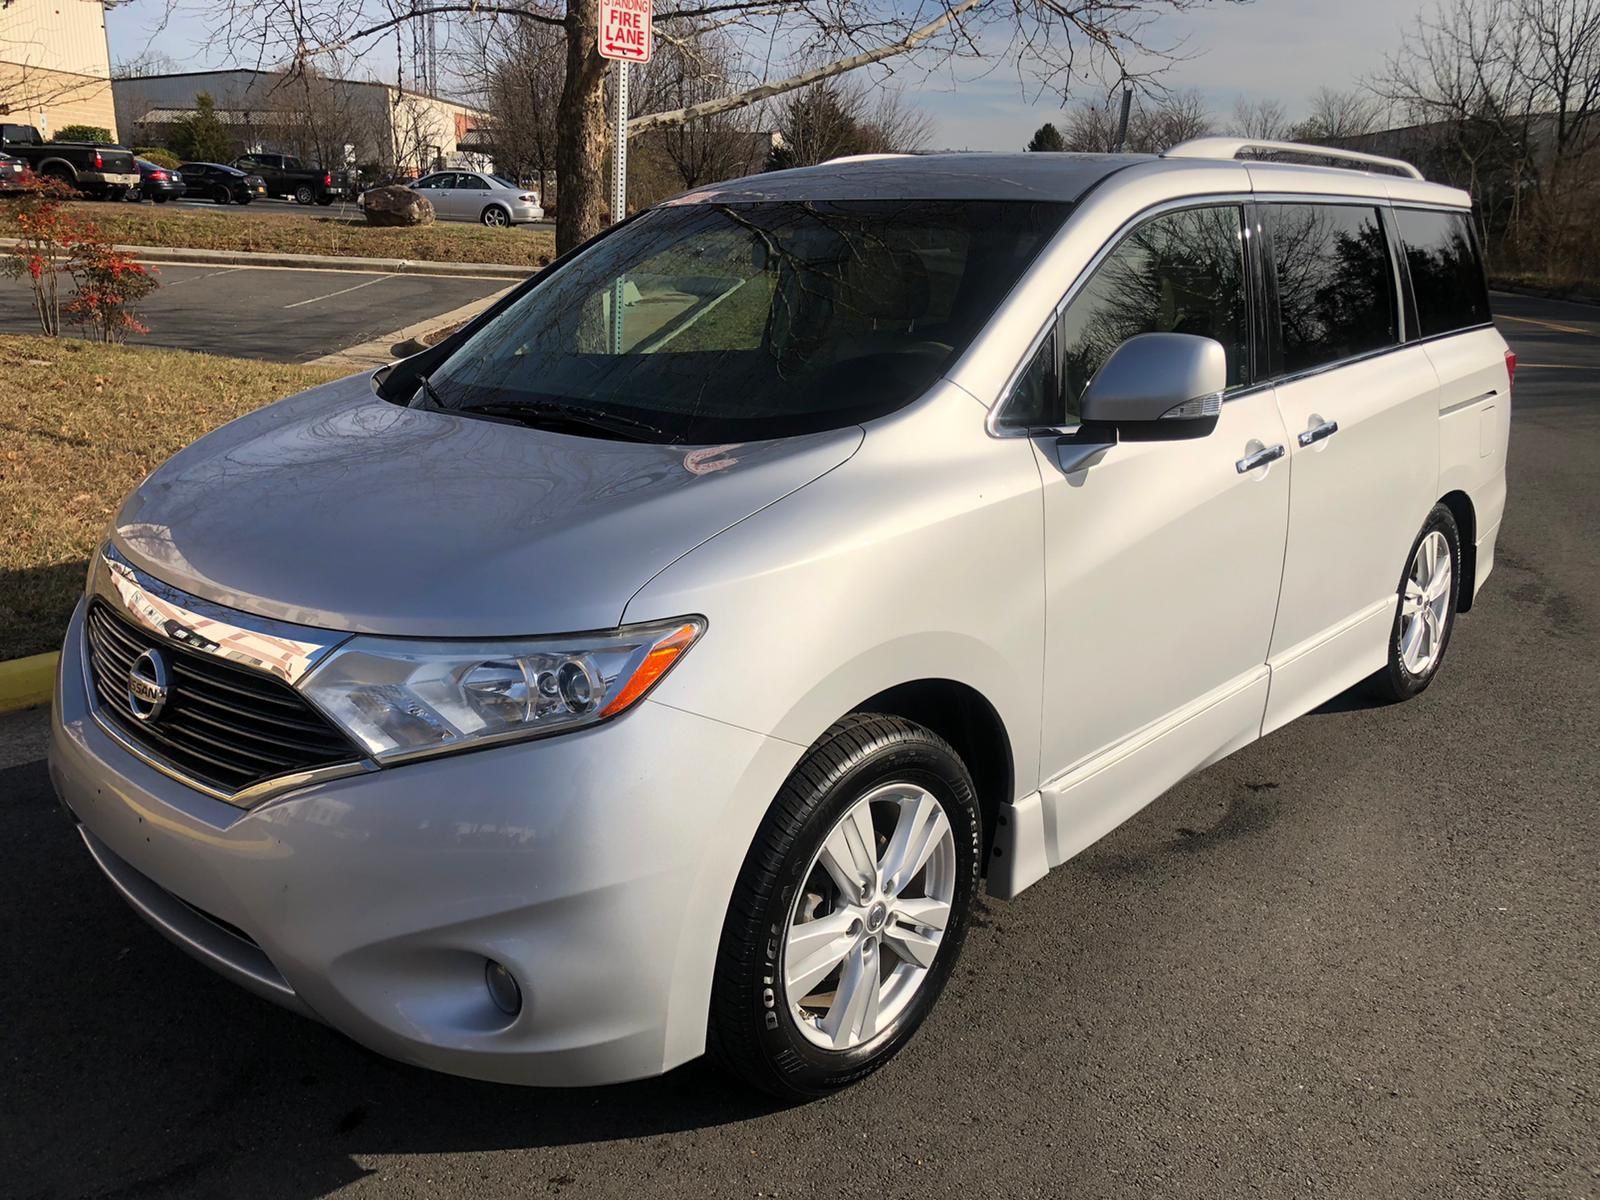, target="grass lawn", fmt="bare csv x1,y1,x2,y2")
0,201,555,268
0,334,347,661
